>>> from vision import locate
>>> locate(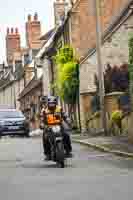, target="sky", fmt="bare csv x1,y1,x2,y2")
0,0,55,63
